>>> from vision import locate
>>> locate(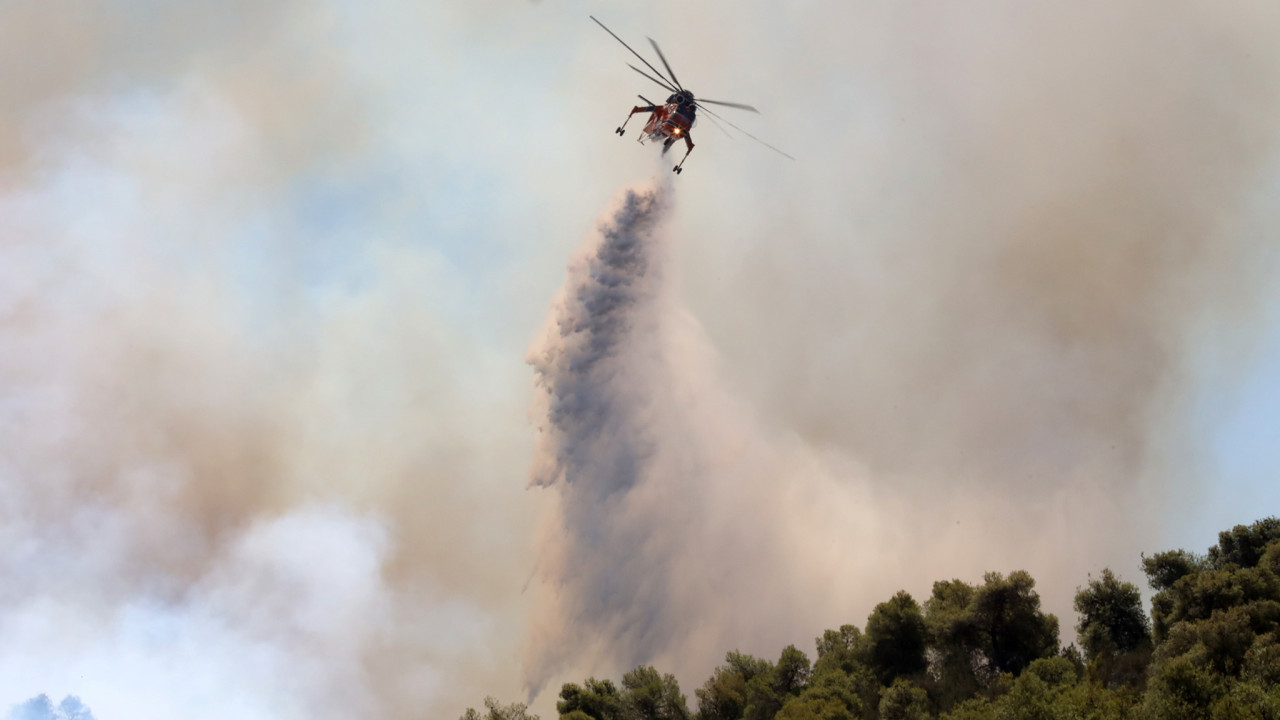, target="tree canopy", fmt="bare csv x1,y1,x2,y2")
462,516,1280,720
